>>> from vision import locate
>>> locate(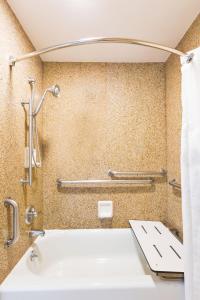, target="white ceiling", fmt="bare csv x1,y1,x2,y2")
7,0,200,63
